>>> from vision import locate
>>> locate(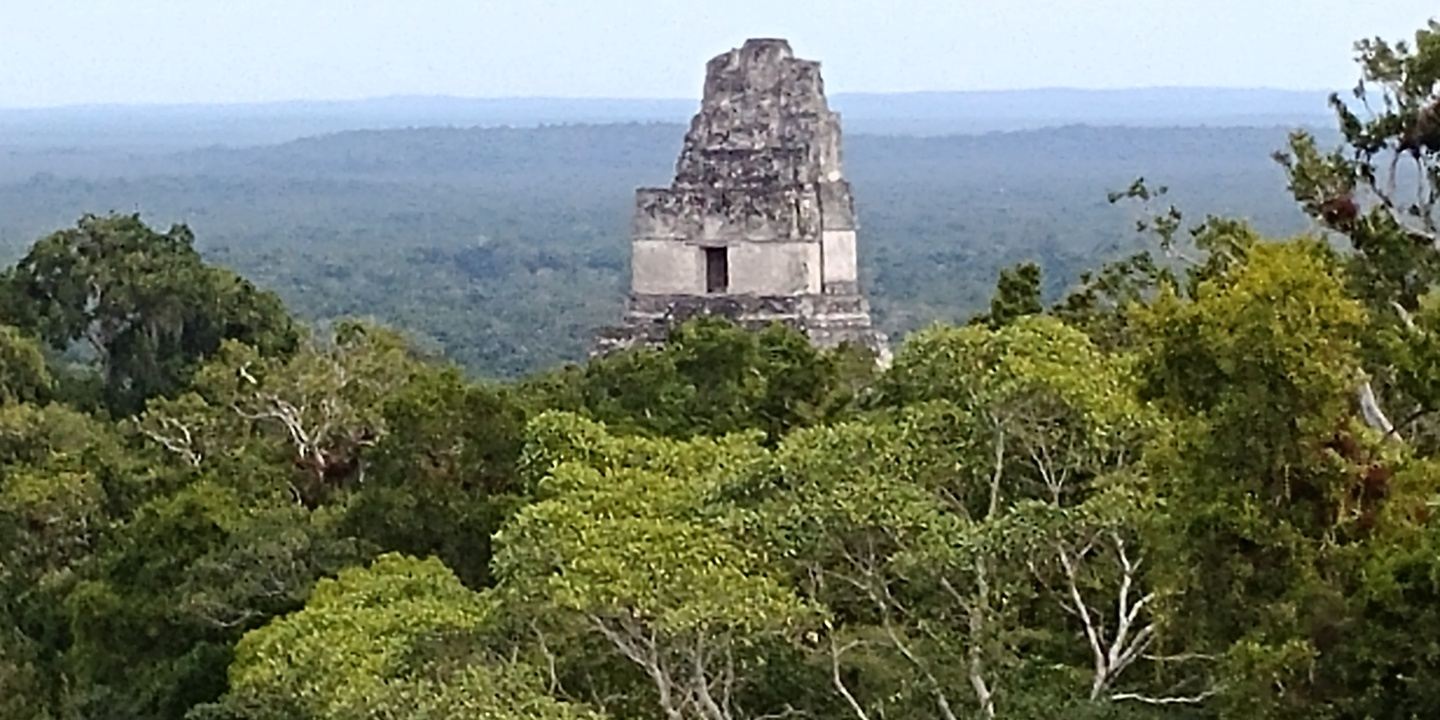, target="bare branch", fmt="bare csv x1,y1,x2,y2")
829,636,872,720
1111,689,1220,705
1357,379,1397,436
988,424,1005,519
140,416,203,467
